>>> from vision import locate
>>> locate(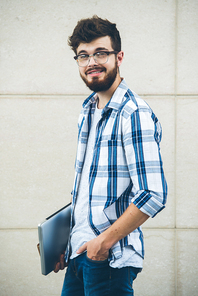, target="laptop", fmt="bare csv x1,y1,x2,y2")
38,203,71,275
